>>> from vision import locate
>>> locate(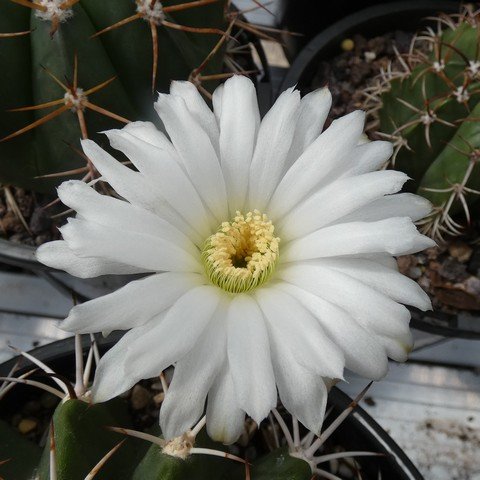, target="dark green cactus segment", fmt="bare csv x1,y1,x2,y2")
0,0,36,191
0,0,228,192
0,419,42,480
27,4,136,193
368,6,480,238
229,447,312,480
379,80,467,189
420,101,480,216
132,429,235,480
132,444,187,480
36,398,144,480
80,0,227,112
